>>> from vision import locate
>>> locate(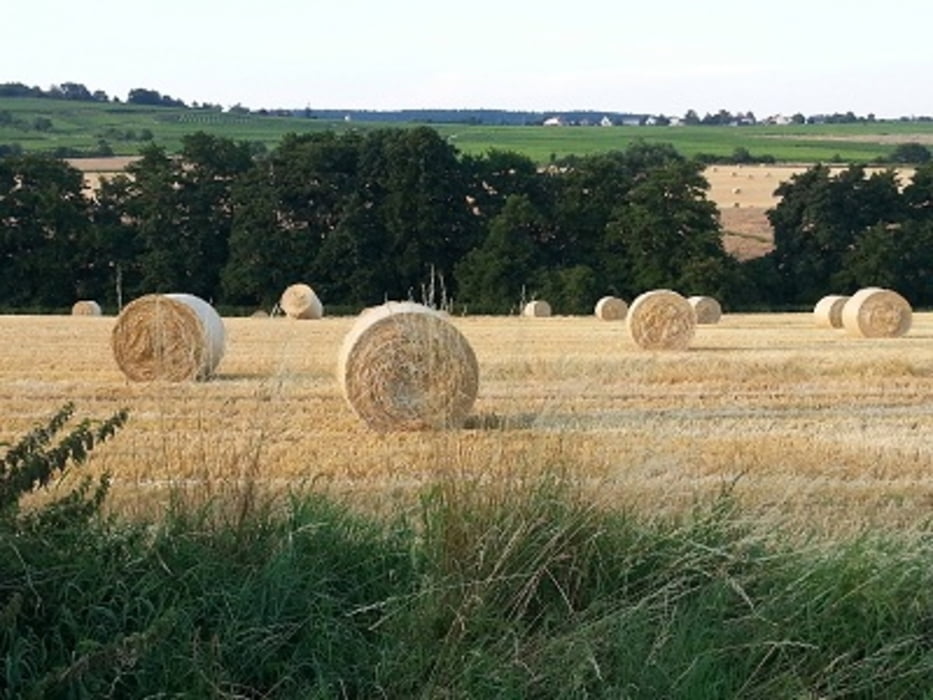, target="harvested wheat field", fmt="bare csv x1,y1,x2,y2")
1,312,931,536
708,164,917,259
